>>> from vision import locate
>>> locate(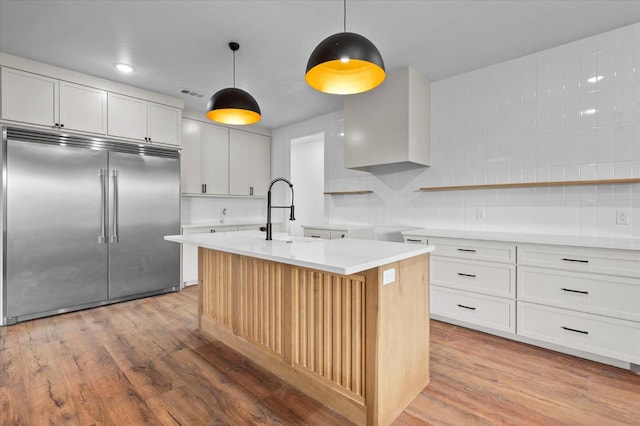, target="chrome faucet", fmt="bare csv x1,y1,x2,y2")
266,177,295,240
